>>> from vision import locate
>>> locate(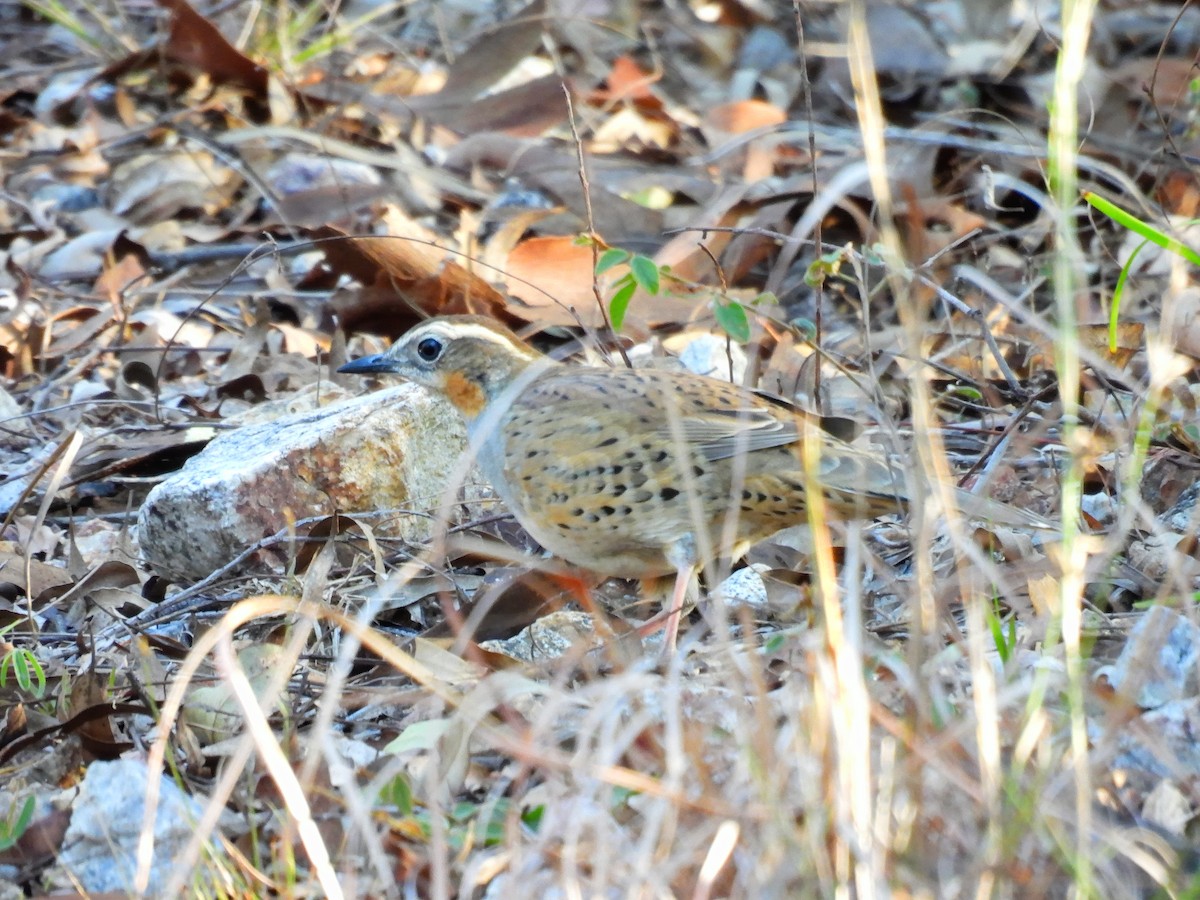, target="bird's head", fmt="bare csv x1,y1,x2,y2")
338,316,548,421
